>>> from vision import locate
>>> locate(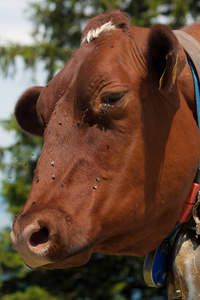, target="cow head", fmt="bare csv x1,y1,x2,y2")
11,10,200,269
